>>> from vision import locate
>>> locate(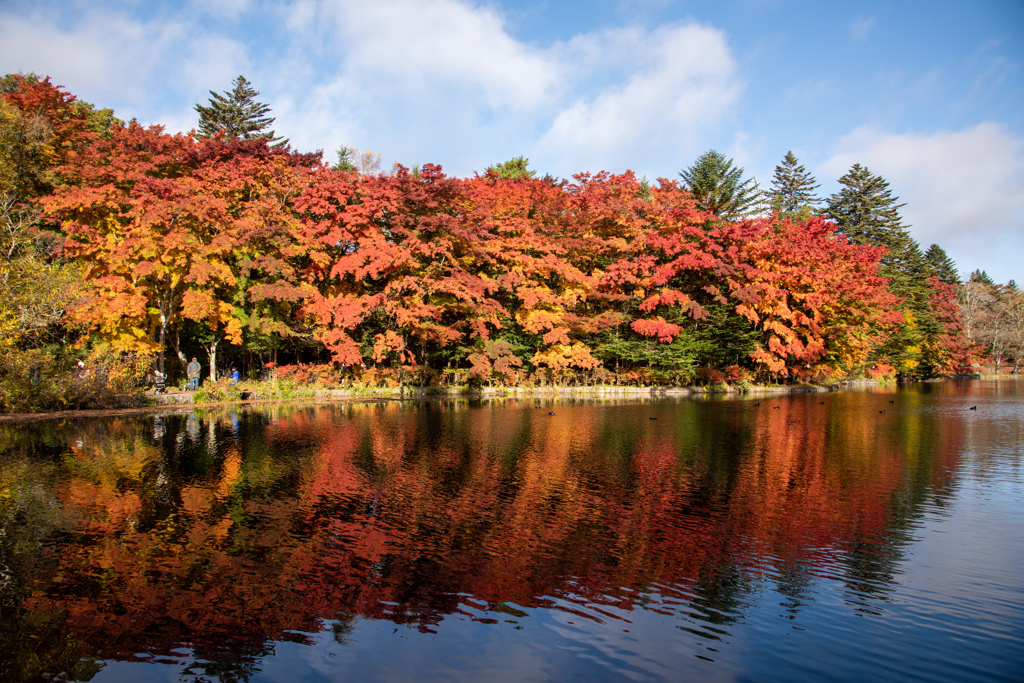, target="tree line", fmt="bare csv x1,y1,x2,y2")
1,74,1016,410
